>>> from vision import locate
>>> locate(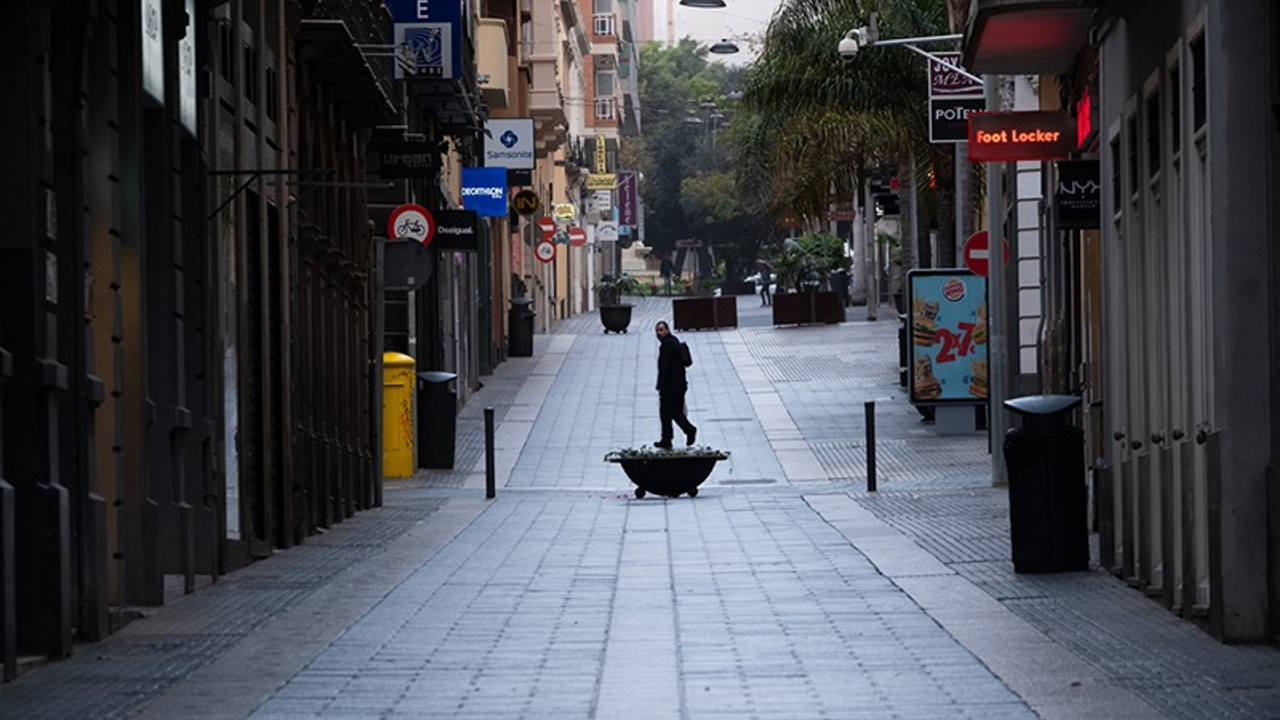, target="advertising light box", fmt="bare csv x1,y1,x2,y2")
968,111,1077,162
906,270,988,405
